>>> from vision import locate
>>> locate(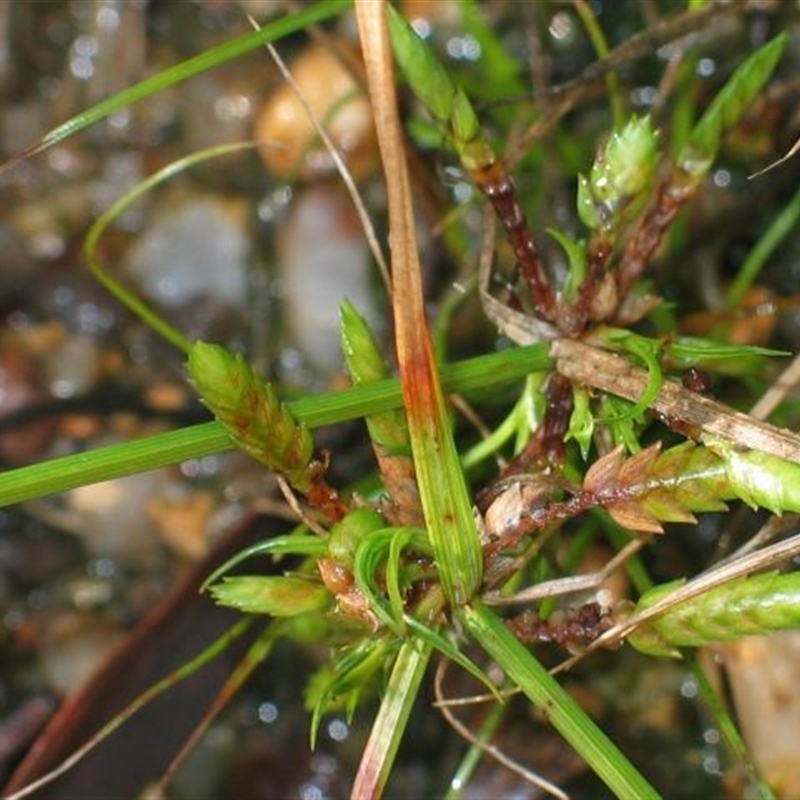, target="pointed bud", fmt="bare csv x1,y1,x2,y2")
579,116,658,231
328,508,386,568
